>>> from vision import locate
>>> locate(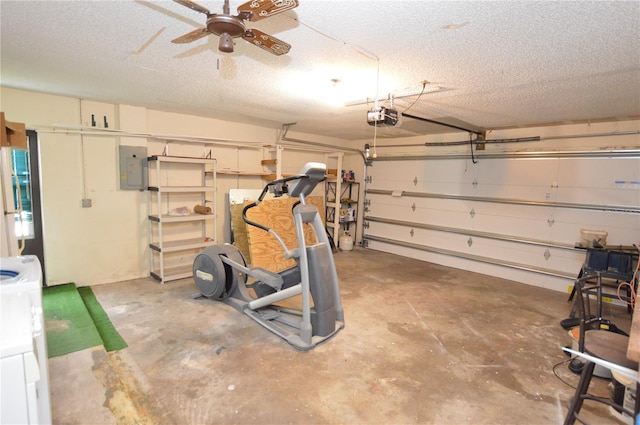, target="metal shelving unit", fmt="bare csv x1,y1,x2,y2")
147,155,216,283
325,180,359,246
